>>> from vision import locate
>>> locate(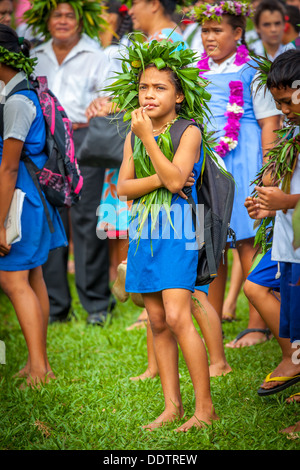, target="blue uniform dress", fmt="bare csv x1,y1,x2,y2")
205,60,263,241
125,138,205,294
0,89,67,271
